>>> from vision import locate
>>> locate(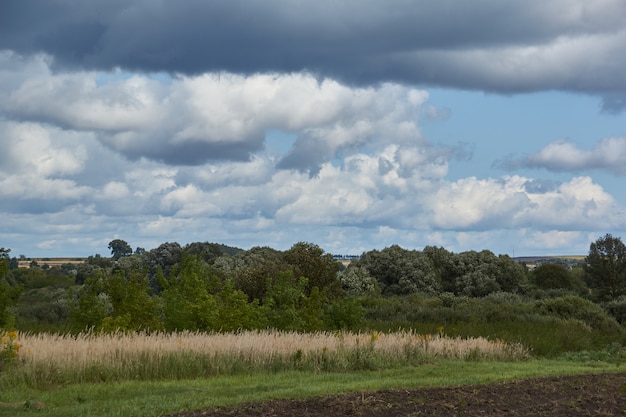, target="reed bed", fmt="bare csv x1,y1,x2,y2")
3,330,528,388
